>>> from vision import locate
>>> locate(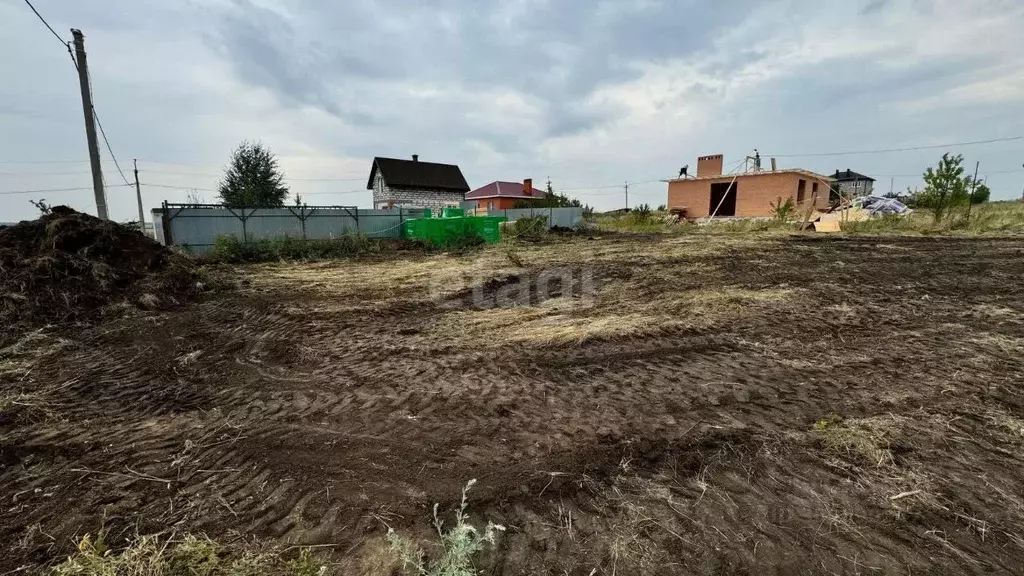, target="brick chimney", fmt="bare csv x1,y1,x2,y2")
523,178,533,196
412,154,419,162
696,154,724,178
